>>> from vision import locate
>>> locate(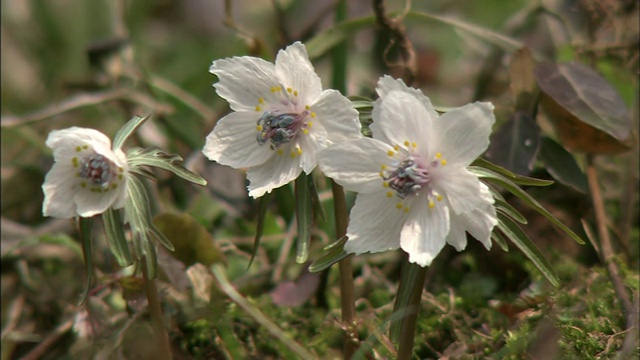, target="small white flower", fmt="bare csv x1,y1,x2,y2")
42,127,128,218
318,76,498,266
202,41,361,198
